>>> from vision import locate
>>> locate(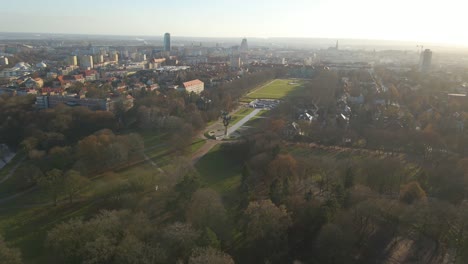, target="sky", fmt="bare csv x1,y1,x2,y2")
1,0,468,46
